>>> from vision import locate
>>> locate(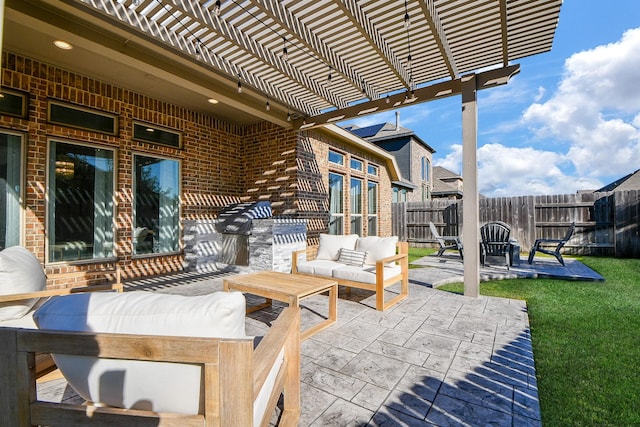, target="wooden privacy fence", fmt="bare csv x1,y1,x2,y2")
392,190,640,258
